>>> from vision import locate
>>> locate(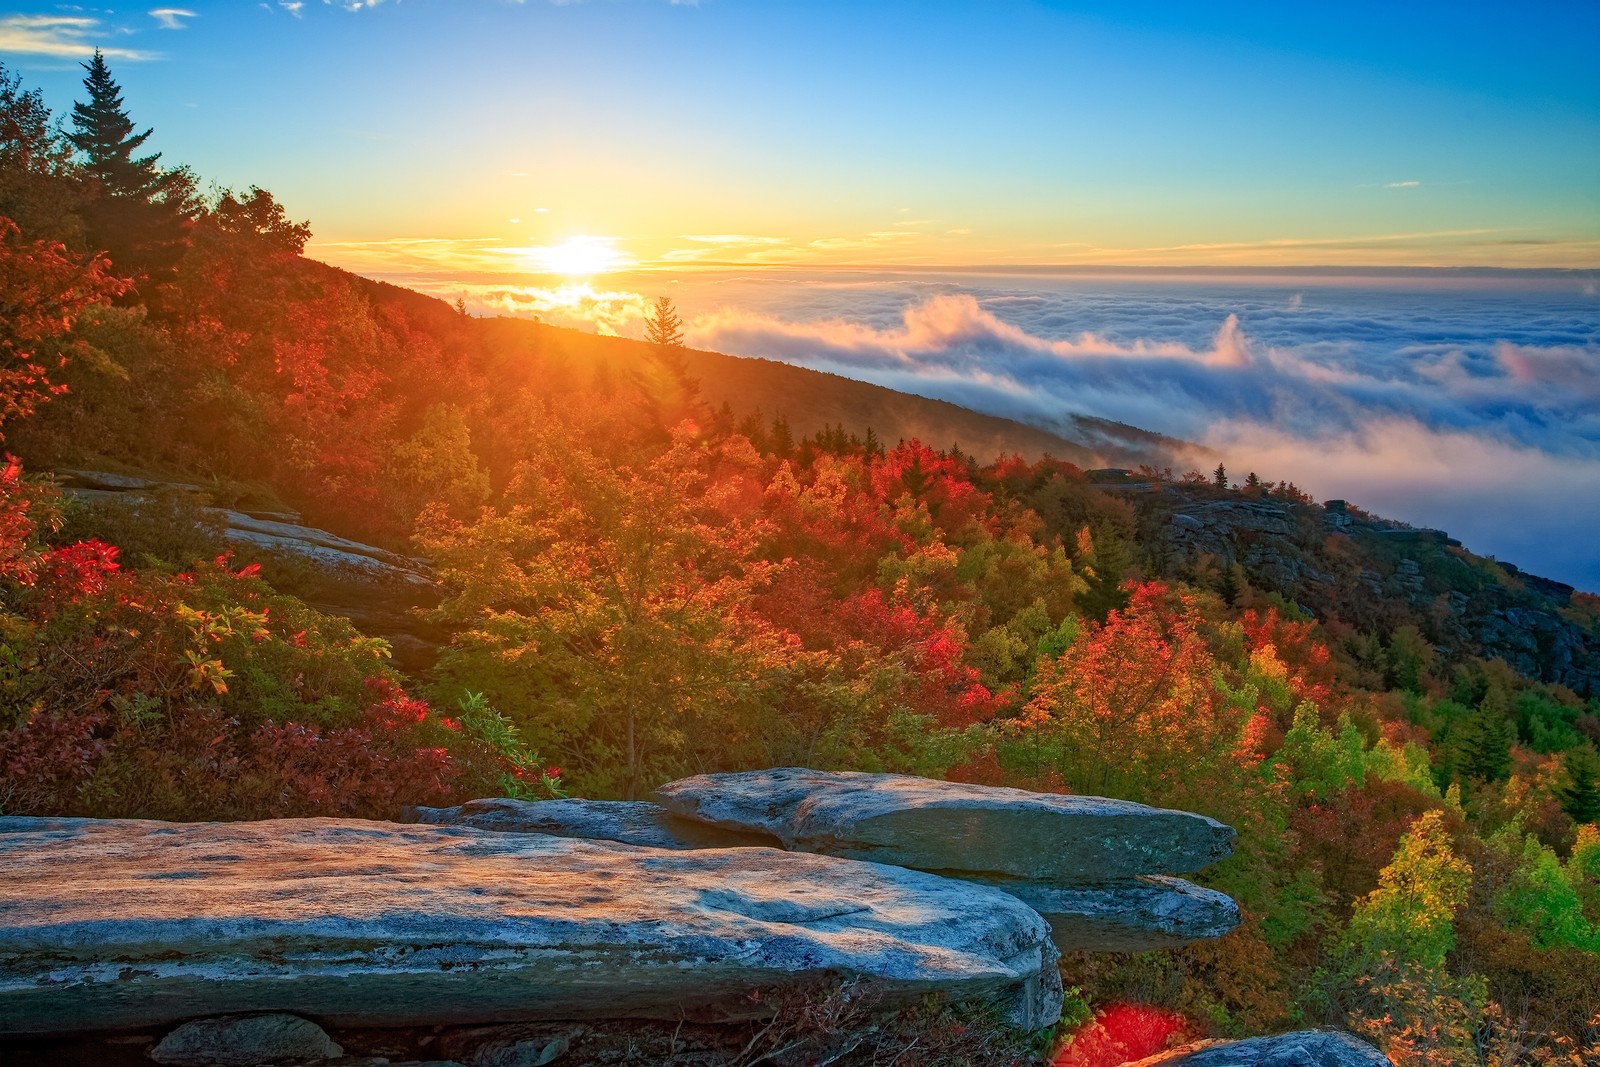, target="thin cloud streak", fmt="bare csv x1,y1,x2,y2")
0,15,156,60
